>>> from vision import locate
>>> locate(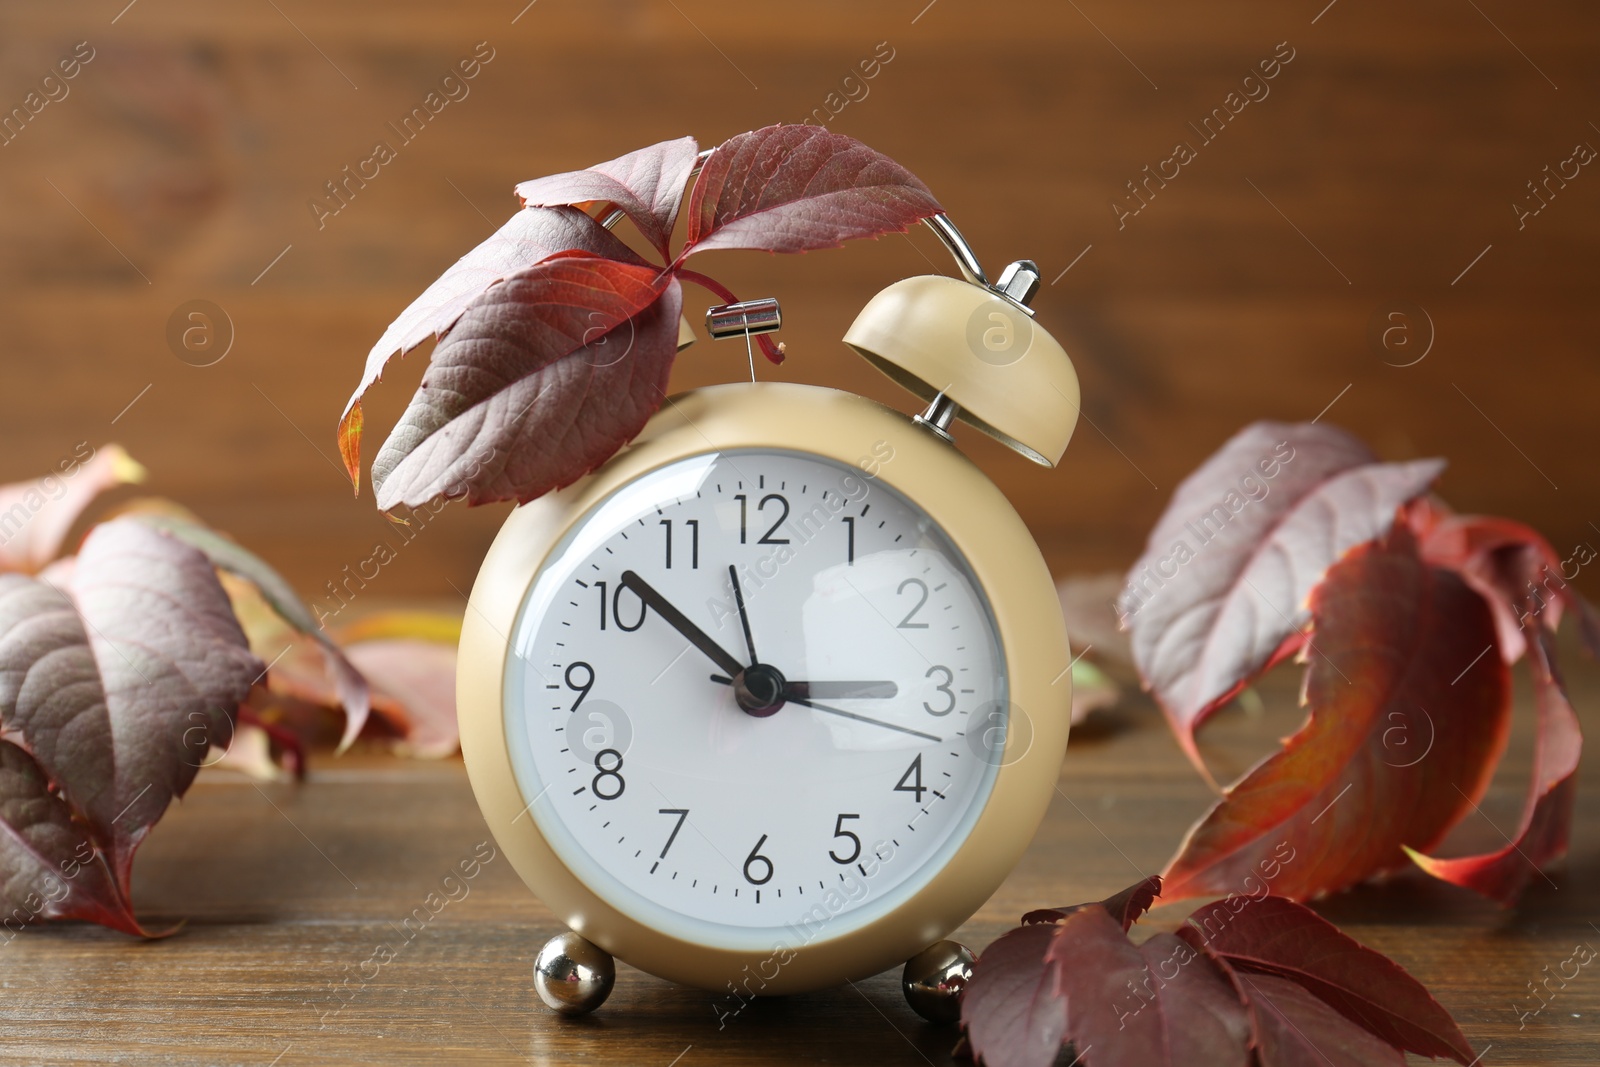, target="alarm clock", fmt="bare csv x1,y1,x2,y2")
456,213,1080,1019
